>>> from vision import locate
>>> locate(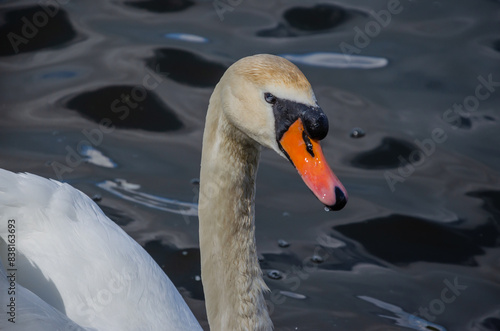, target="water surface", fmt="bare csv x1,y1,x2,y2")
1,0,499,330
